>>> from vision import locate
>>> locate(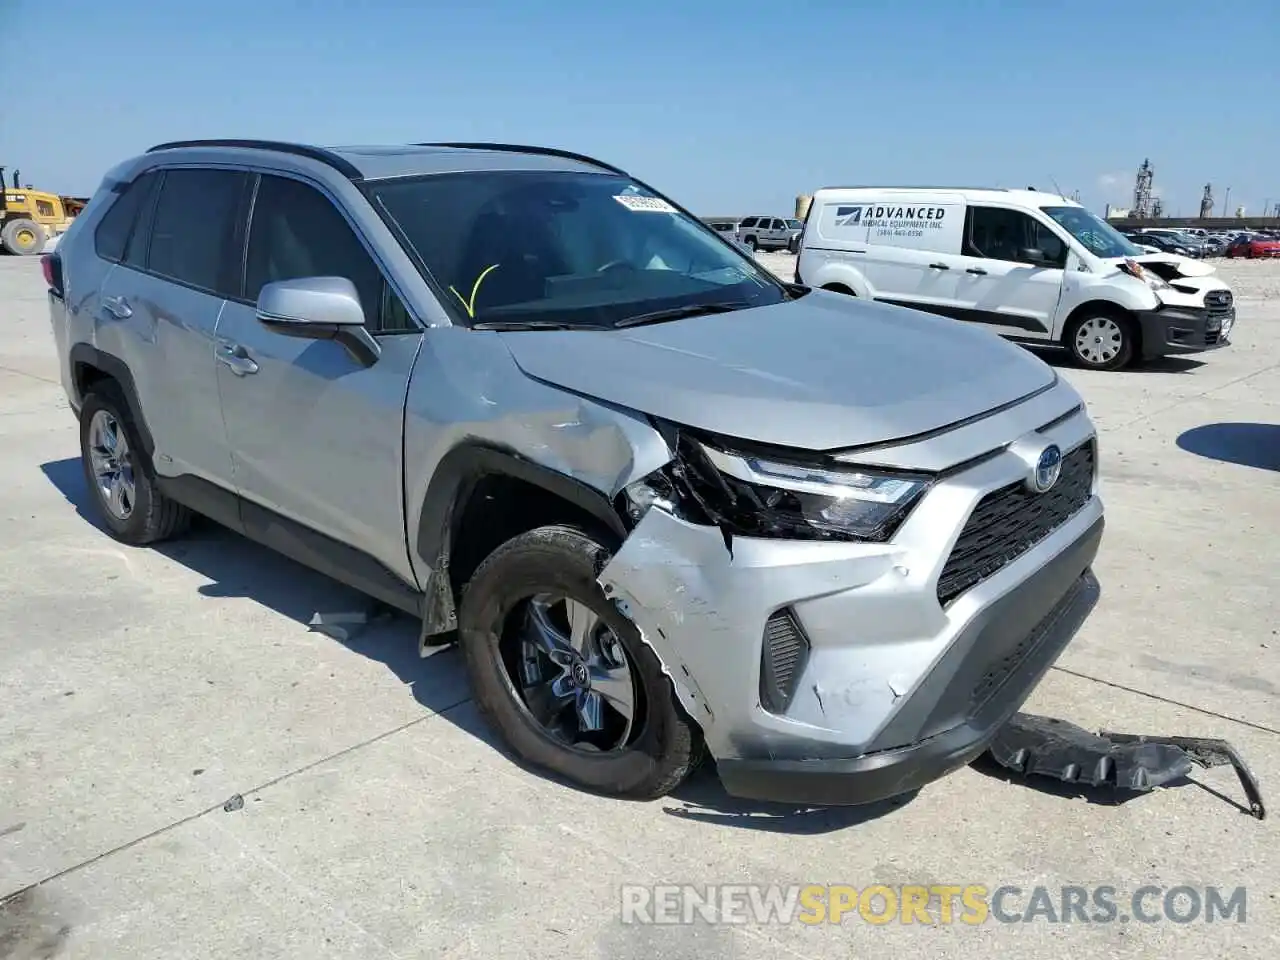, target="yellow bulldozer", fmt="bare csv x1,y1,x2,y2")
1,166,87,256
